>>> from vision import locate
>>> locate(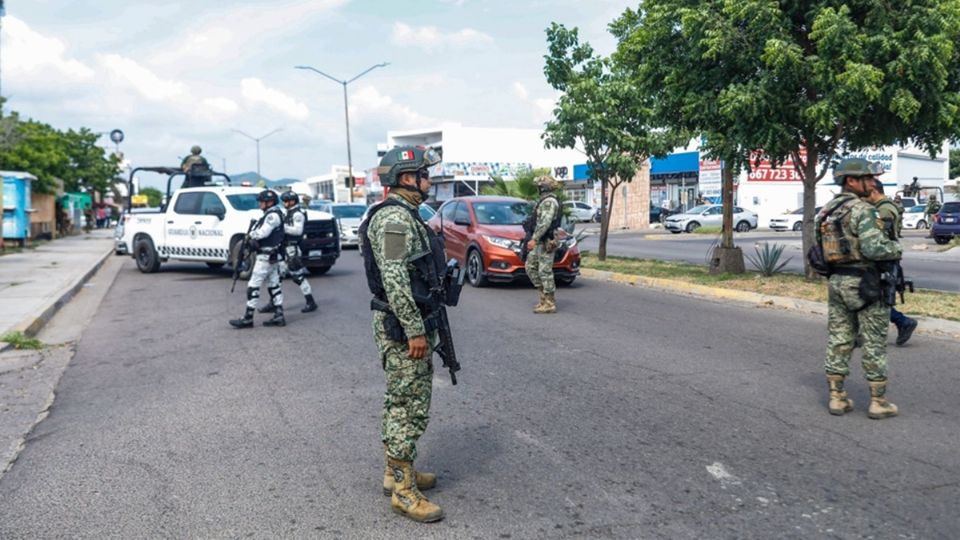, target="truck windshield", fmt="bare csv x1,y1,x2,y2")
226,194,260,211
472,201,532,225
